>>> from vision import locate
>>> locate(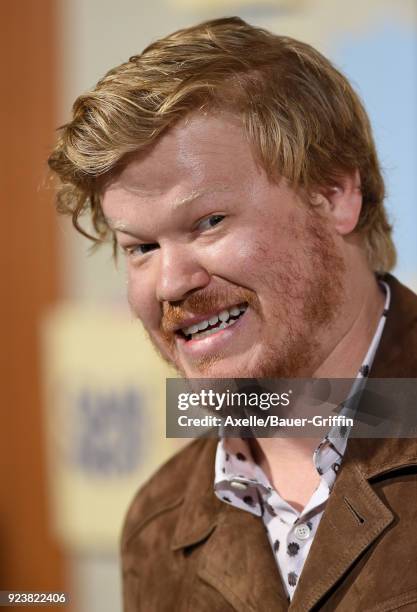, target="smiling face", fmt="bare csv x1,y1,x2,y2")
102,113,347,378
